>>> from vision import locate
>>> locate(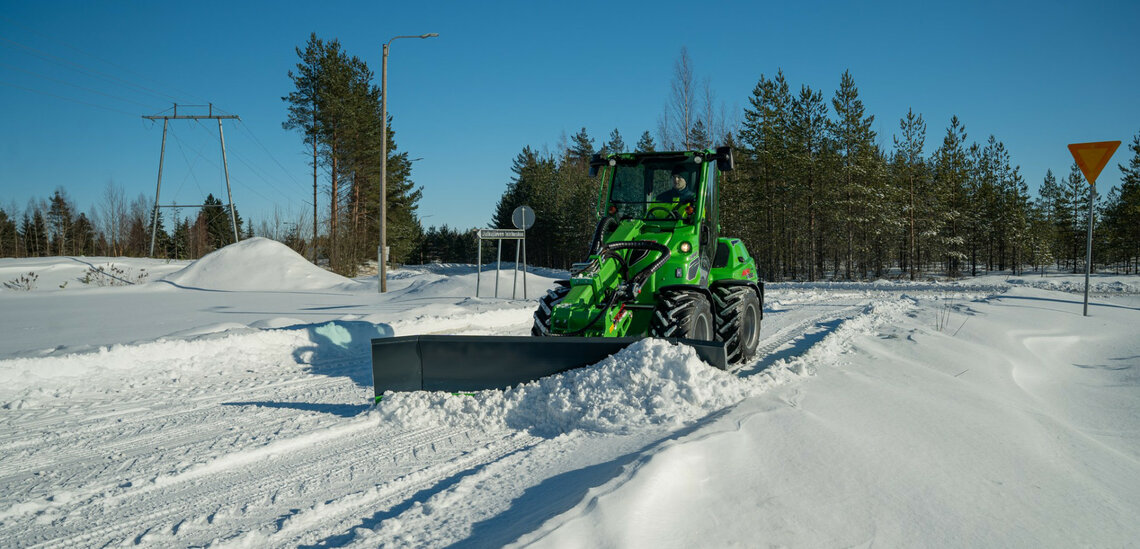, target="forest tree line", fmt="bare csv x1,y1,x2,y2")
0,184,247,260
4,44,1139,281
476,55,1140,278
